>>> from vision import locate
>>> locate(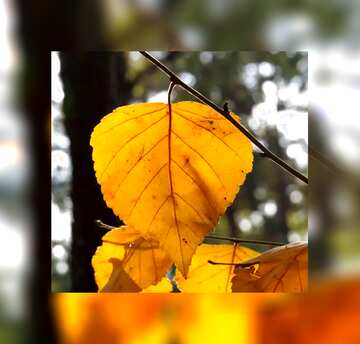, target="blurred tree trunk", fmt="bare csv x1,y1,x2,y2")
266,130,291,243
309,113,332,276
14,0,111,341
60,52,131,291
